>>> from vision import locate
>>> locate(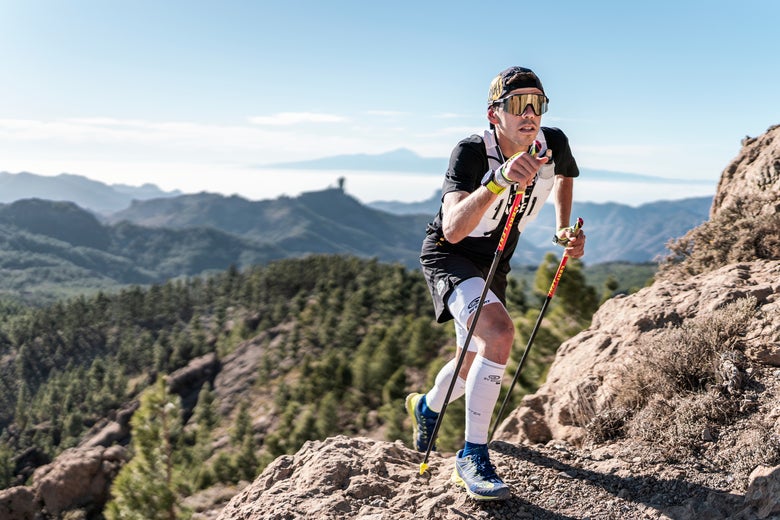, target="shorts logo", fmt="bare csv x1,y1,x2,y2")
436,279,447,296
